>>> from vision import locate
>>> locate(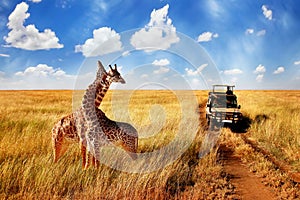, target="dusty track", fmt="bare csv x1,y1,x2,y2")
241,135,300,184
199,101,299,199
218,144,276,199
